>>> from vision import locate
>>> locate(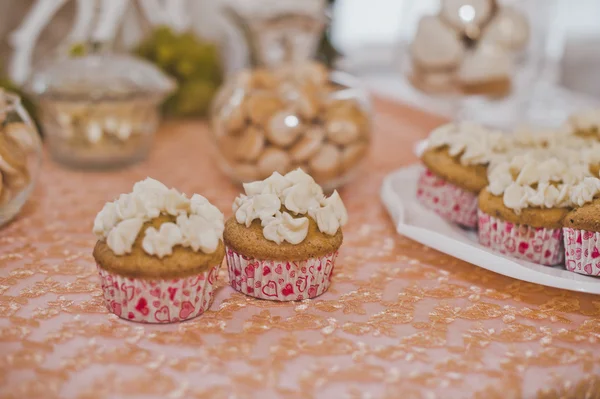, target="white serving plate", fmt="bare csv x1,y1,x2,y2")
380,164,600,295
